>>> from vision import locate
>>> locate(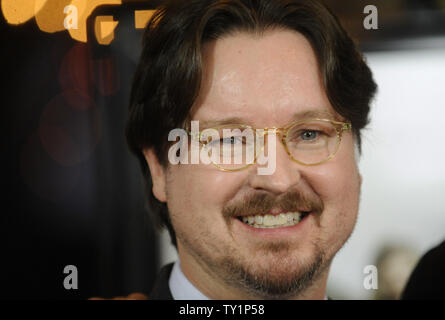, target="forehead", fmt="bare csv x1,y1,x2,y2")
191,28,337,127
